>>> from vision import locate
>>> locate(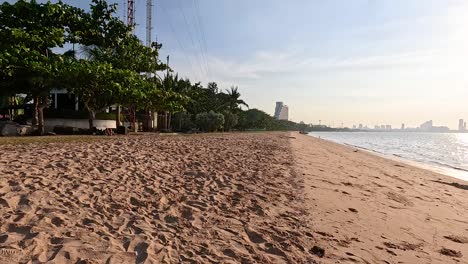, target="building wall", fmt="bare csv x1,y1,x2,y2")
44,118,116,132
278,105,289,120
274,102,283,119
